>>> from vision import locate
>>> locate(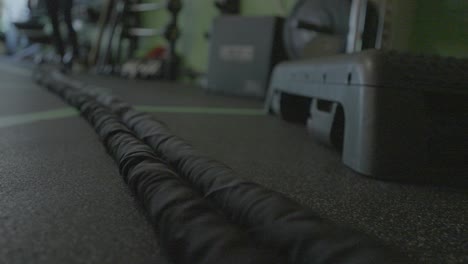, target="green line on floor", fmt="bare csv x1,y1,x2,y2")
135,106,266,116
0,62,31,77
0,108,79,128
